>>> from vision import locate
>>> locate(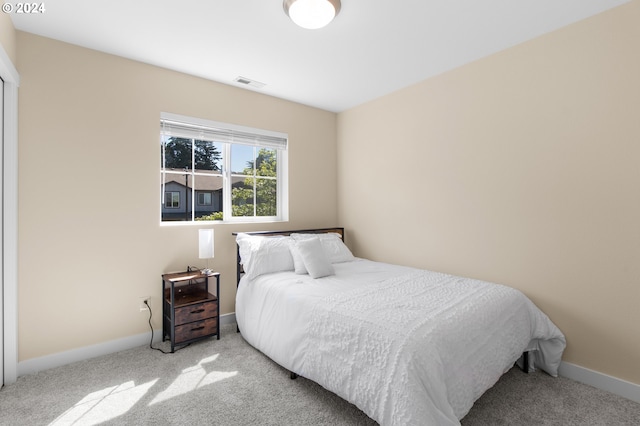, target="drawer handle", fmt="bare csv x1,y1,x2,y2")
191,326,205,331
191,309,205,314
